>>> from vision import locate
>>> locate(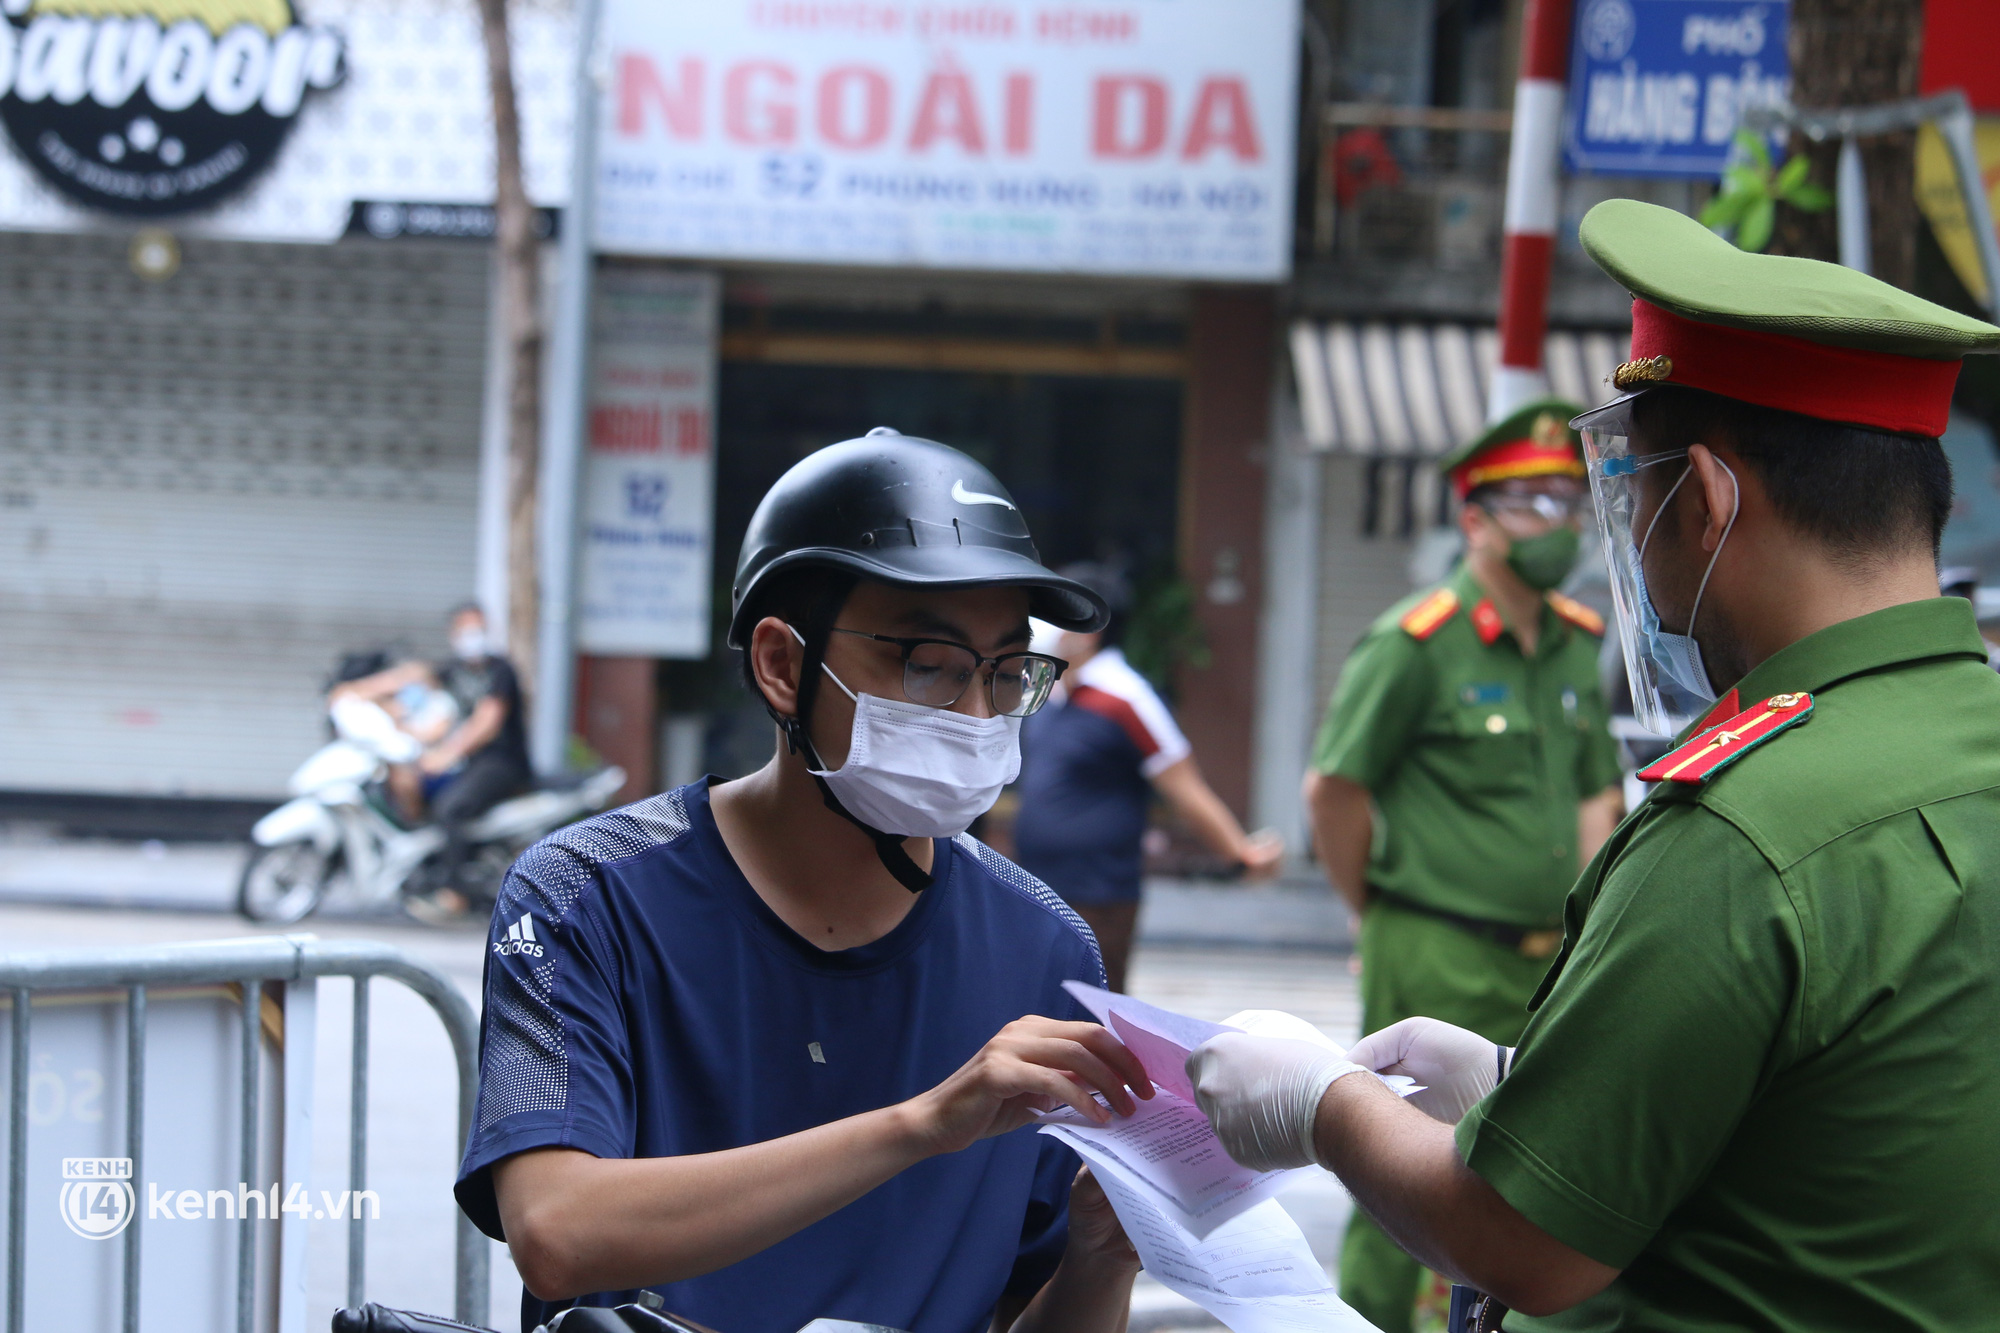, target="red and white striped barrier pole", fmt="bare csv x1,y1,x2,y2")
1491,0,1574,419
